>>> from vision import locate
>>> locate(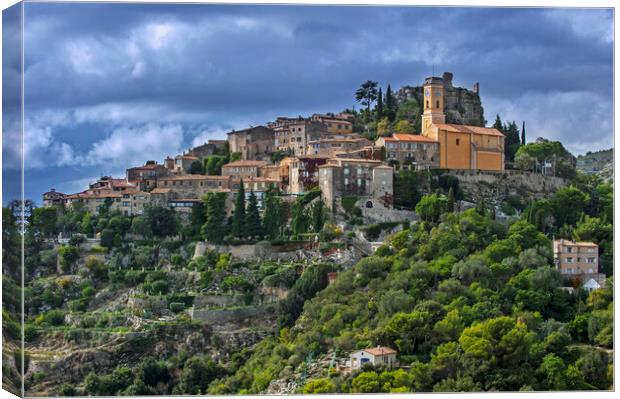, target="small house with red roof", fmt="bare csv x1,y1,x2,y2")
350,346,398,370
